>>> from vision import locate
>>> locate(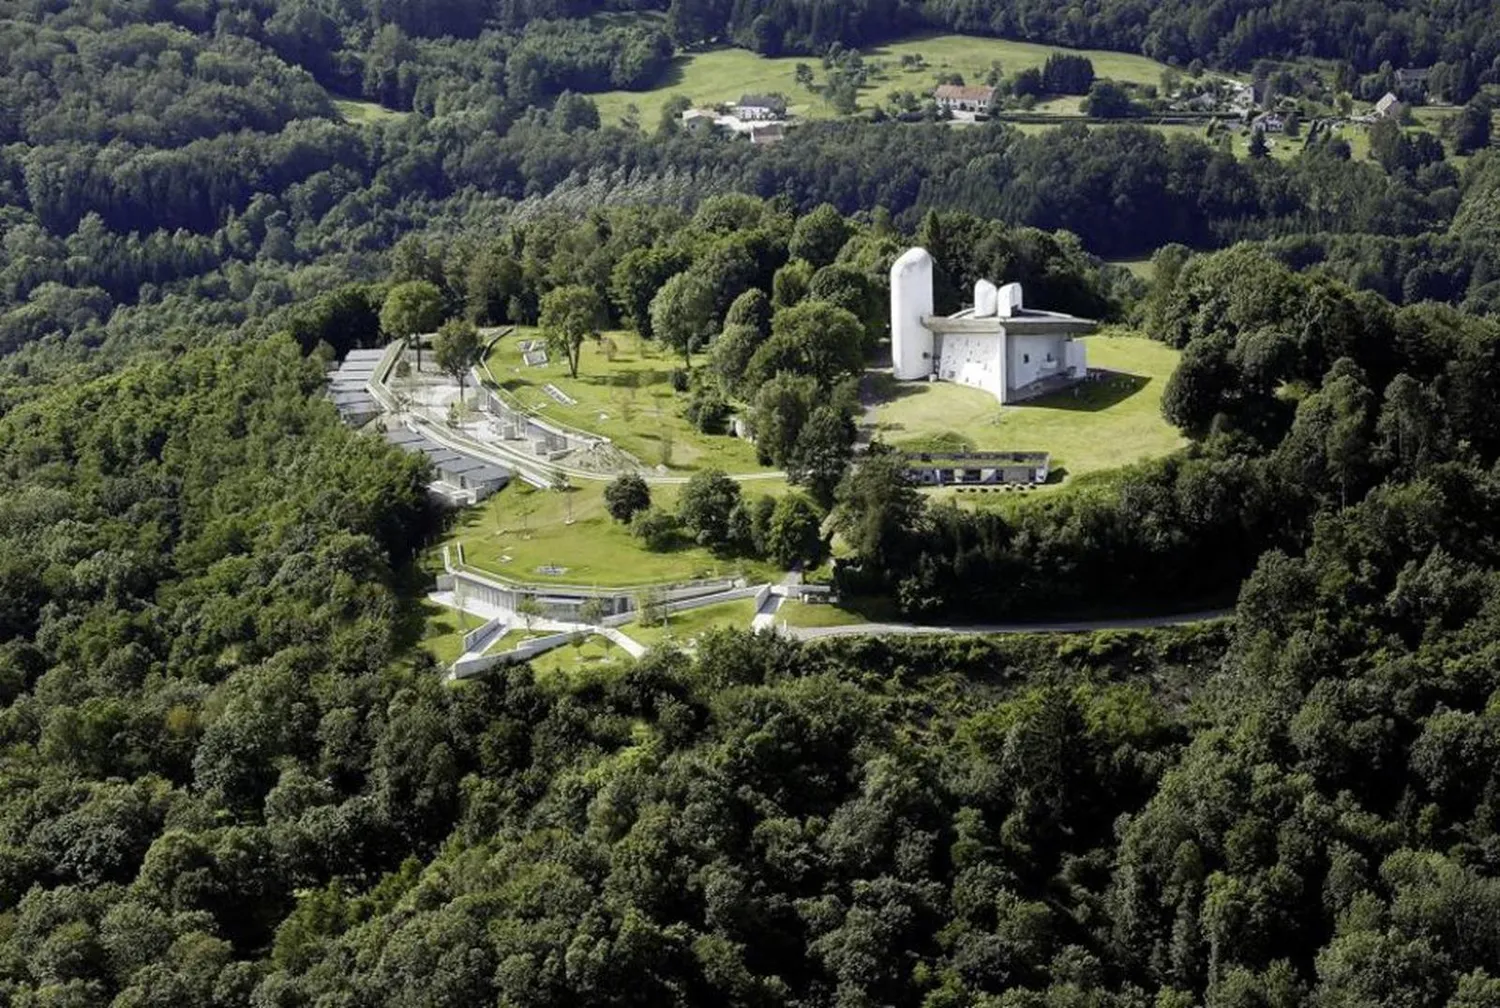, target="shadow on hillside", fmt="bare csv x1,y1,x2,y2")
1026,371,1149,412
